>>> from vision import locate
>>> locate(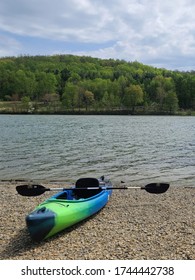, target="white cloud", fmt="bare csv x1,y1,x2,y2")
0,0,195,69
0,34,22,57
0,0,114,41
